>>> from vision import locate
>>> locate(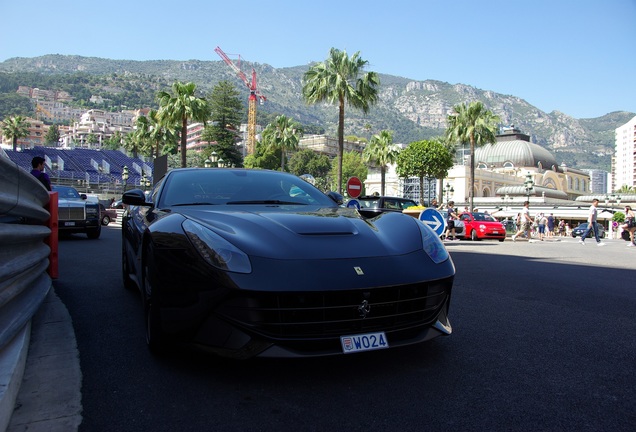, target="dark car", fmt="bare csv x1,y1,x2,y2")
571,223,606,239
121,168,455,358
355,195,419,218
98,203,117,226
459,212,506,242
52,185,101,239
